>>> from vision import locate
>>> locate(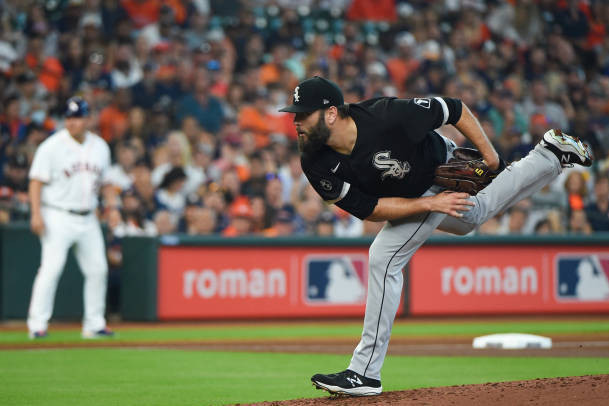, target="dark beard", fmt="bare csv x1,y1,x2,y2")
299,113,331,156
